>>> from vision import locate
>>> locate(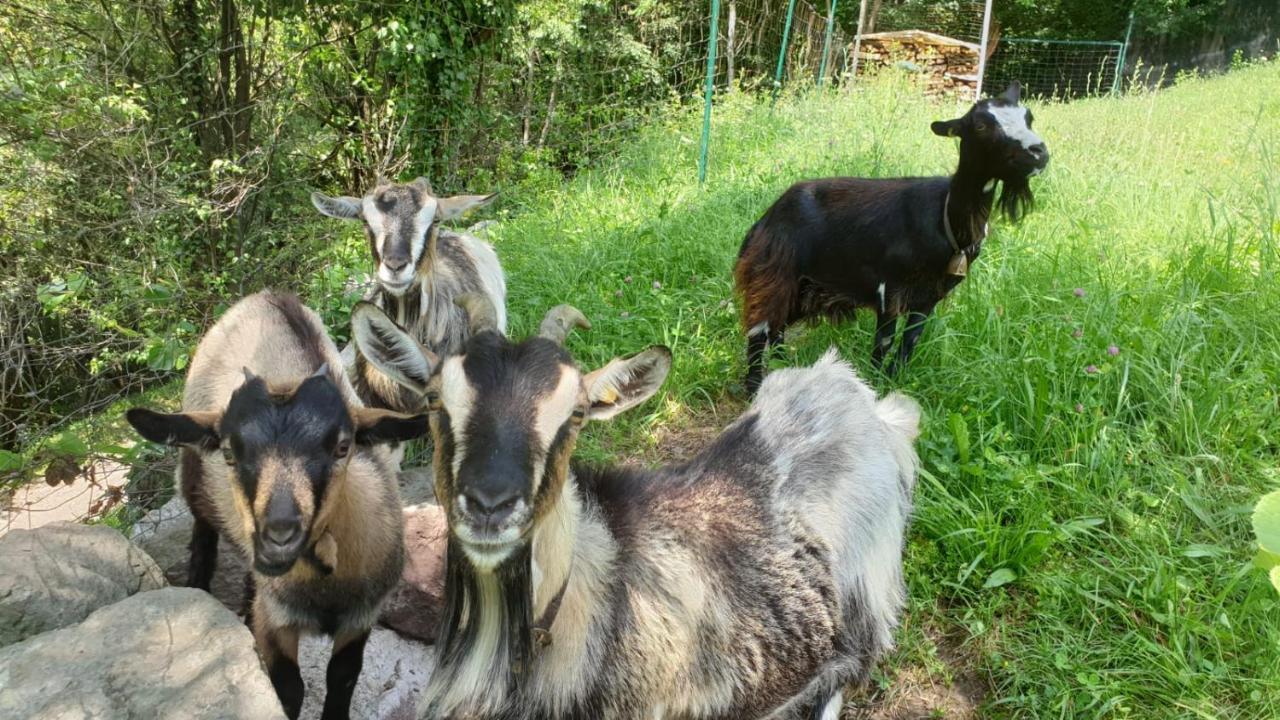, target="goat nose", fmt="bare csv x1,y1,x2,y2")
1029,143,1048,160
463,487,520,526
264,519,301,548
384,256,410,272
